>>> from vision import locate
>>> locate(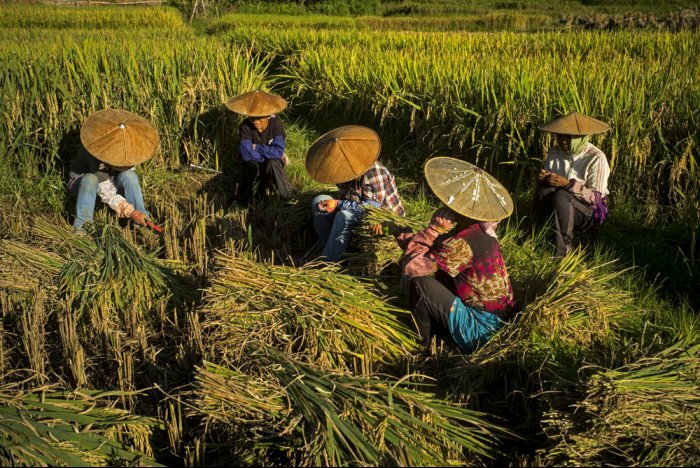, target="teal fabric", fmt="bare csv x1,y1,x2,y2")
448,298,504,353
